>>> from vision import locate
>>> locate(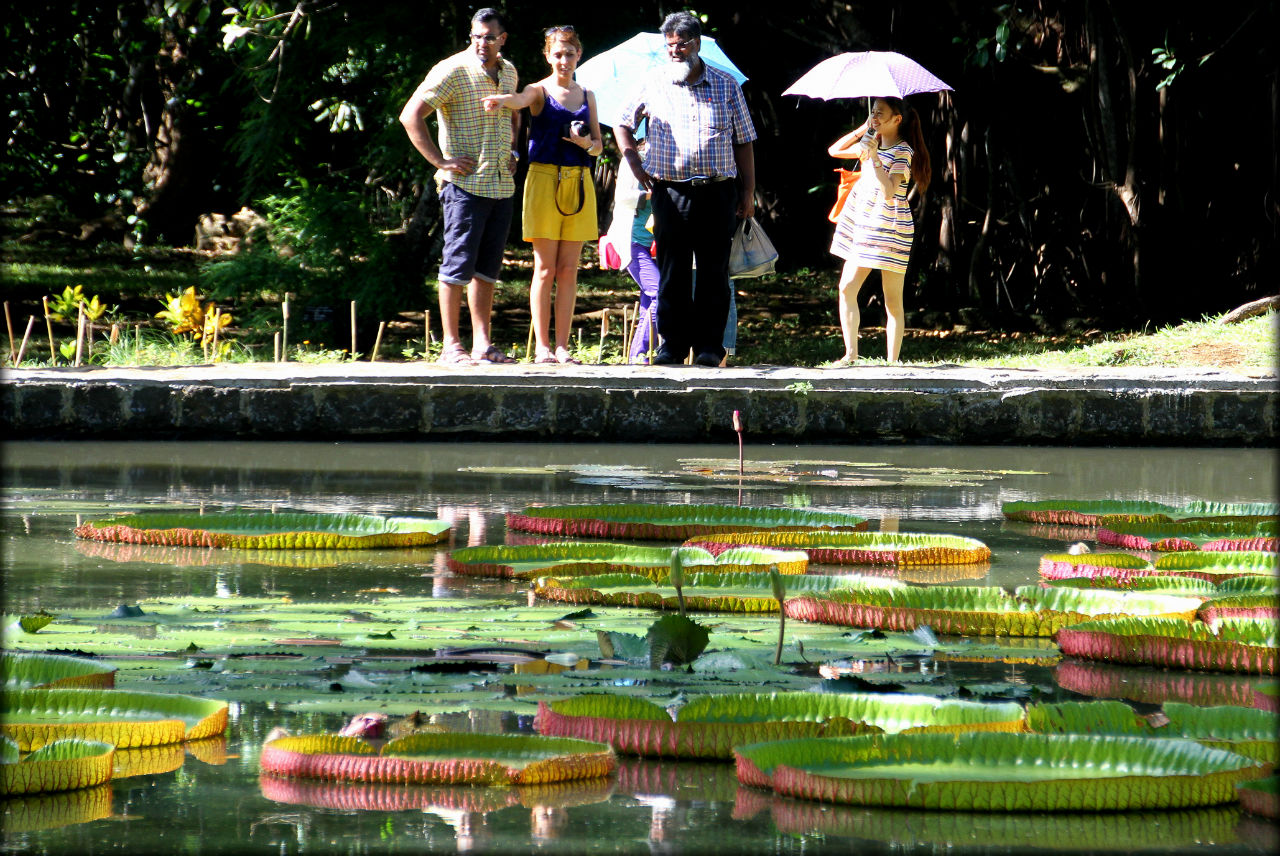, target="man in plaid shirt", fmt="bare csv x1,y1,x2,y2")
400,8,521,365
616,12,756,367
